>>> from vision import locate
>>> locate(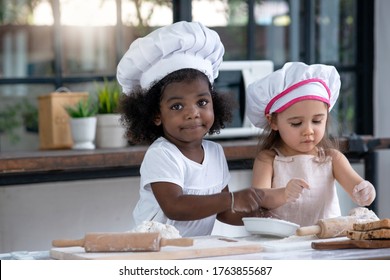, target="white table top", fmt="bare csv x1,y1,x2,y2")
1,235,390,260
